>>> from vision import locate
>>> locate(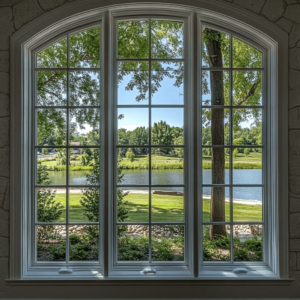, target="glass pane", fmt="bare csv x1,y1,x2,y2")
118,108,149,145
202,148,230,184
69,148,99,185
151,188,184,222
69,108,100,146
37,148,66,185
118,188,149,222
233,150,262,184
151,62,184,105
151,20,183,59
233,71,262,106
37,109,66,146
118,62,149,105
233,224,263,261
203,225,231,262
118,20,149,59
37,38,67,68
118,225,149,261
151,108,183,145
36,188,66,223
117,148,149,185
69,225,99,261
233,187,262,222
69,189,98,222
233,38,262,68
37,225,66,261
37,71,67,106
233,108,262,146
202,187,230,222
202,71,230,106
70,71,100,106
151,148,184,185
152,225,184,261
70,27,100,68
202,108,230,145
202,27,230,68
